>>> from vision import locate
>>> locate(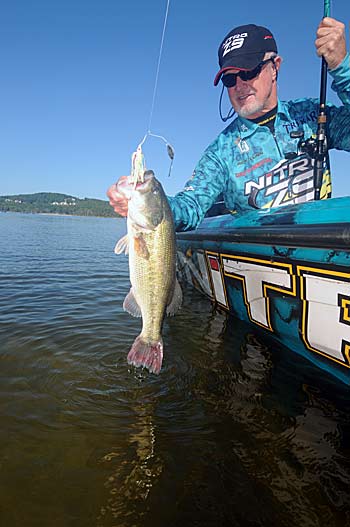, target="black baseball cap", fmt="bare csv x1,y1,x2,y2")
214,24,277,86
